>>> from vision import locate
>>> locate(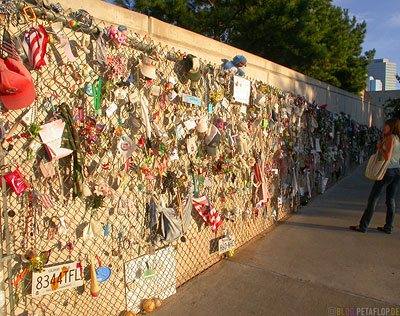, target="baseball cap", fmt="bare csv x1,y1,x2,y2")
205,124,221,156
140,56,157,79
196,117,208,133
0,58,35,110
183,54,201,82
